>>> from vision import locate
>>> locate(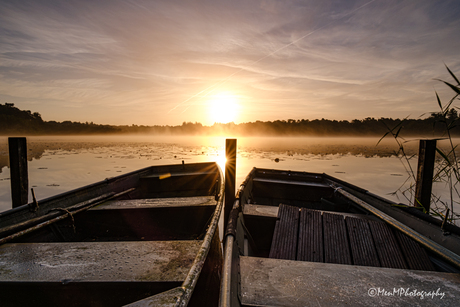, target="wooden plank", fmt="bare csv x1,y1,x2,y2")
253,178,330,188
225,138,237,234
394,230,436,271
0,240,201,282
253,178,334,203
8,137,29,208
323,212,351,264
414,139,437,211
243,203,375,220
92,196,215,210
345,217,380,267
269,204,299,260
139,171,219,197
368,220,407,269
141,171,218,179
239,256,460,307
297,208,323,262
243,203,279,218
